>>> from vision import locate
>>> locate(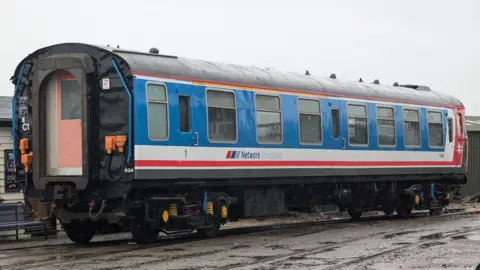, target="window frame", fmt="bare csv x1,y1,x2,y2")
205,88,238,144
254,93,283,144
426,110,445,148
375,105,396,147
179,94,191,133
297,97,322,146
402,107,421,148
146,82,169,141
347,102,369,147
